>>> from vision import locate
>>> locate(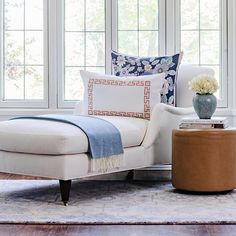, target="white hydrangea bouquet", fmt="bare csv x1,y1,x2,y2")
189,74,219,95
189,74,219,119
